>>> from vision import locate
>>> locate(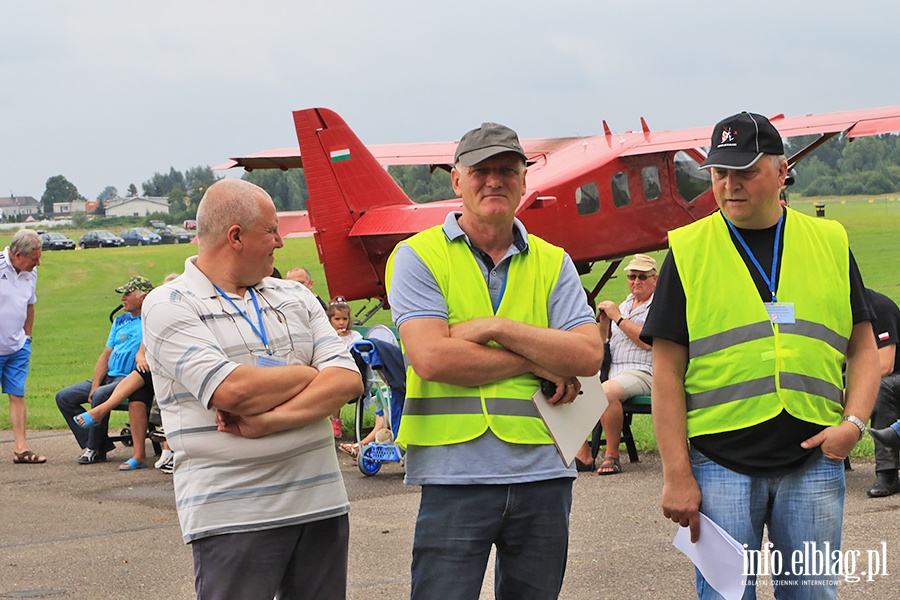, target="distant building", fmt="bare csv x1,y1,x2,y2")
0,196,41,221
53,199,89,214
105,196,170,217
